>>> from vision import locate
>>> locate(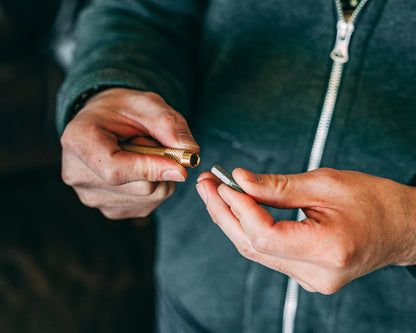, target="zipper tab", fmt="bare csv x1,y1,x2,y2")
330,20,355,63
